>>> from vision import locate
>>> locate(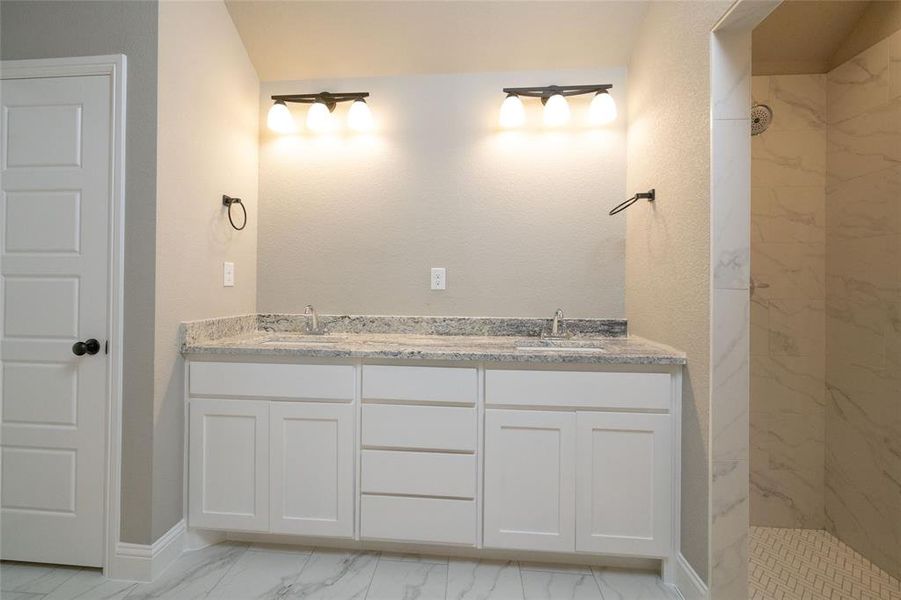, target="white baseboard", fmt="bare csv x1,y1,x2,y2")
674,553,708,600
107,519,186,582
